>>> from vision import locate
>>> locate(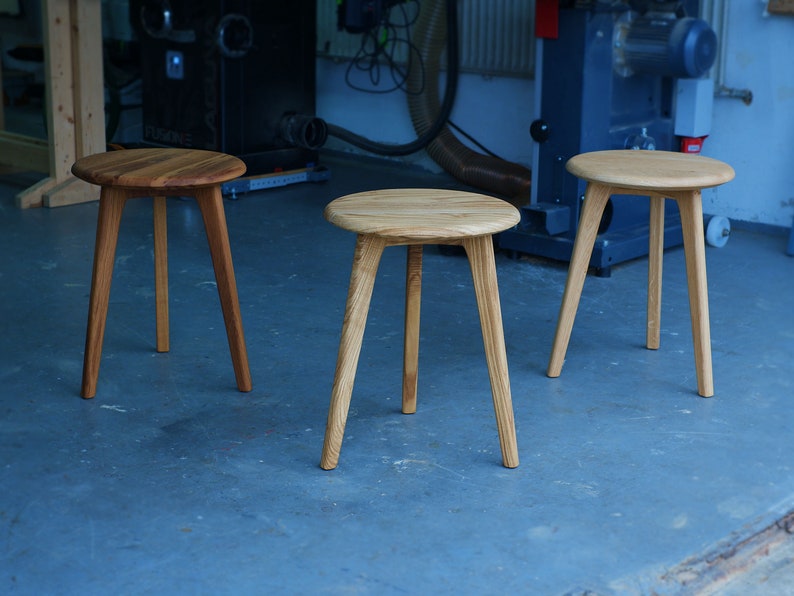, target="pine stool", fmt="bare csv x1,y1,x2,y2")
547,150,735,397
321,189,520,469
72,148,253,399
